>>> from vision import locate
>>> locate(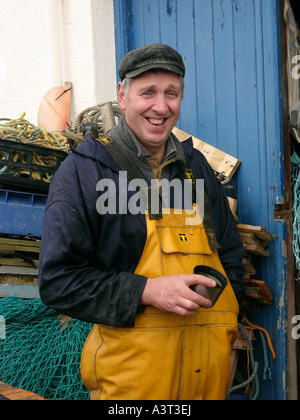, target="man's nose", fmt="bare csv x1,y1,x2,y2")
152,95,168,114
